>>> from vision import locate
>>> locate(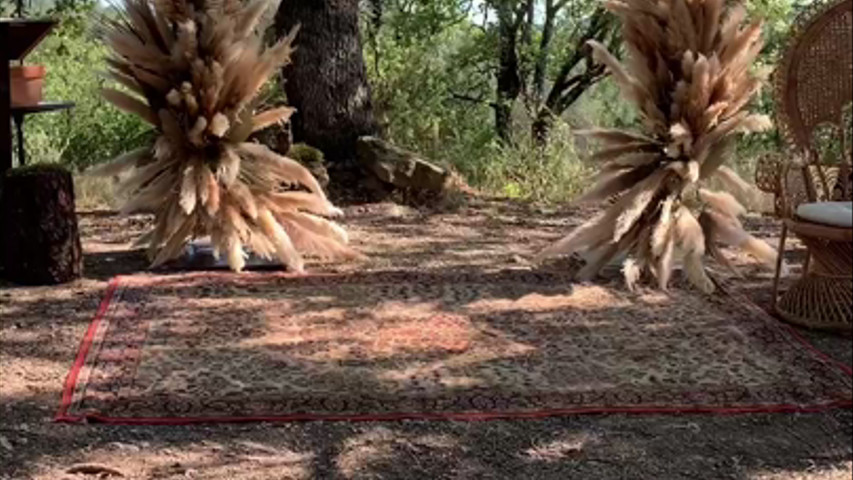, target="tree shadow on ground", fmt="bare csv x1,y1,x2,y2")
1,385,851,479
2,264,852,479
2,206,851,479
